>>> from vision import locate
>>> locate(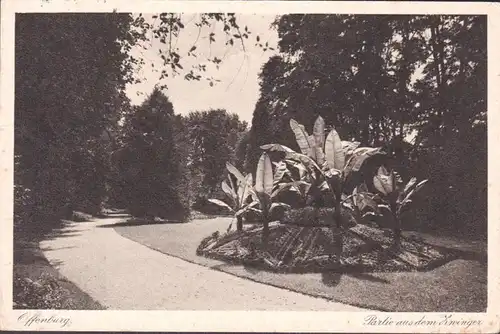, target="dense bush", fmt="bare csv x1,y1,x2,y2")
282,207,356,228
14,274,76,309
411,127,487,237
192,196,233,216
